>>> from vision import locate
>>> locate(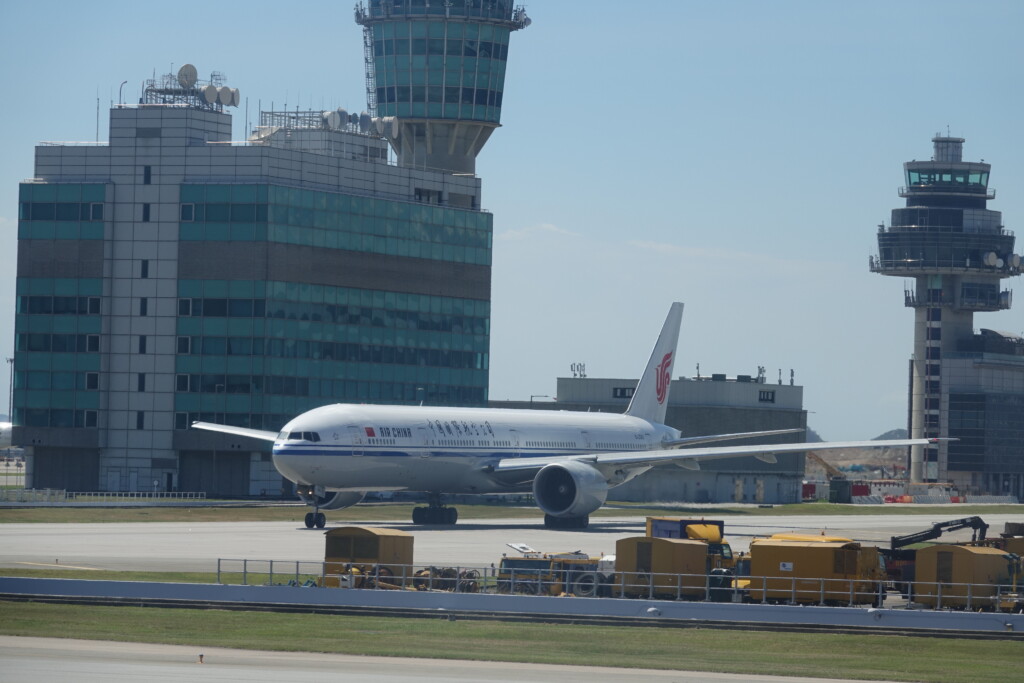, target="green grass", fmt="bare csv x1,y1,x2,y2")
0,600,1018,681
1,500,1021,524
